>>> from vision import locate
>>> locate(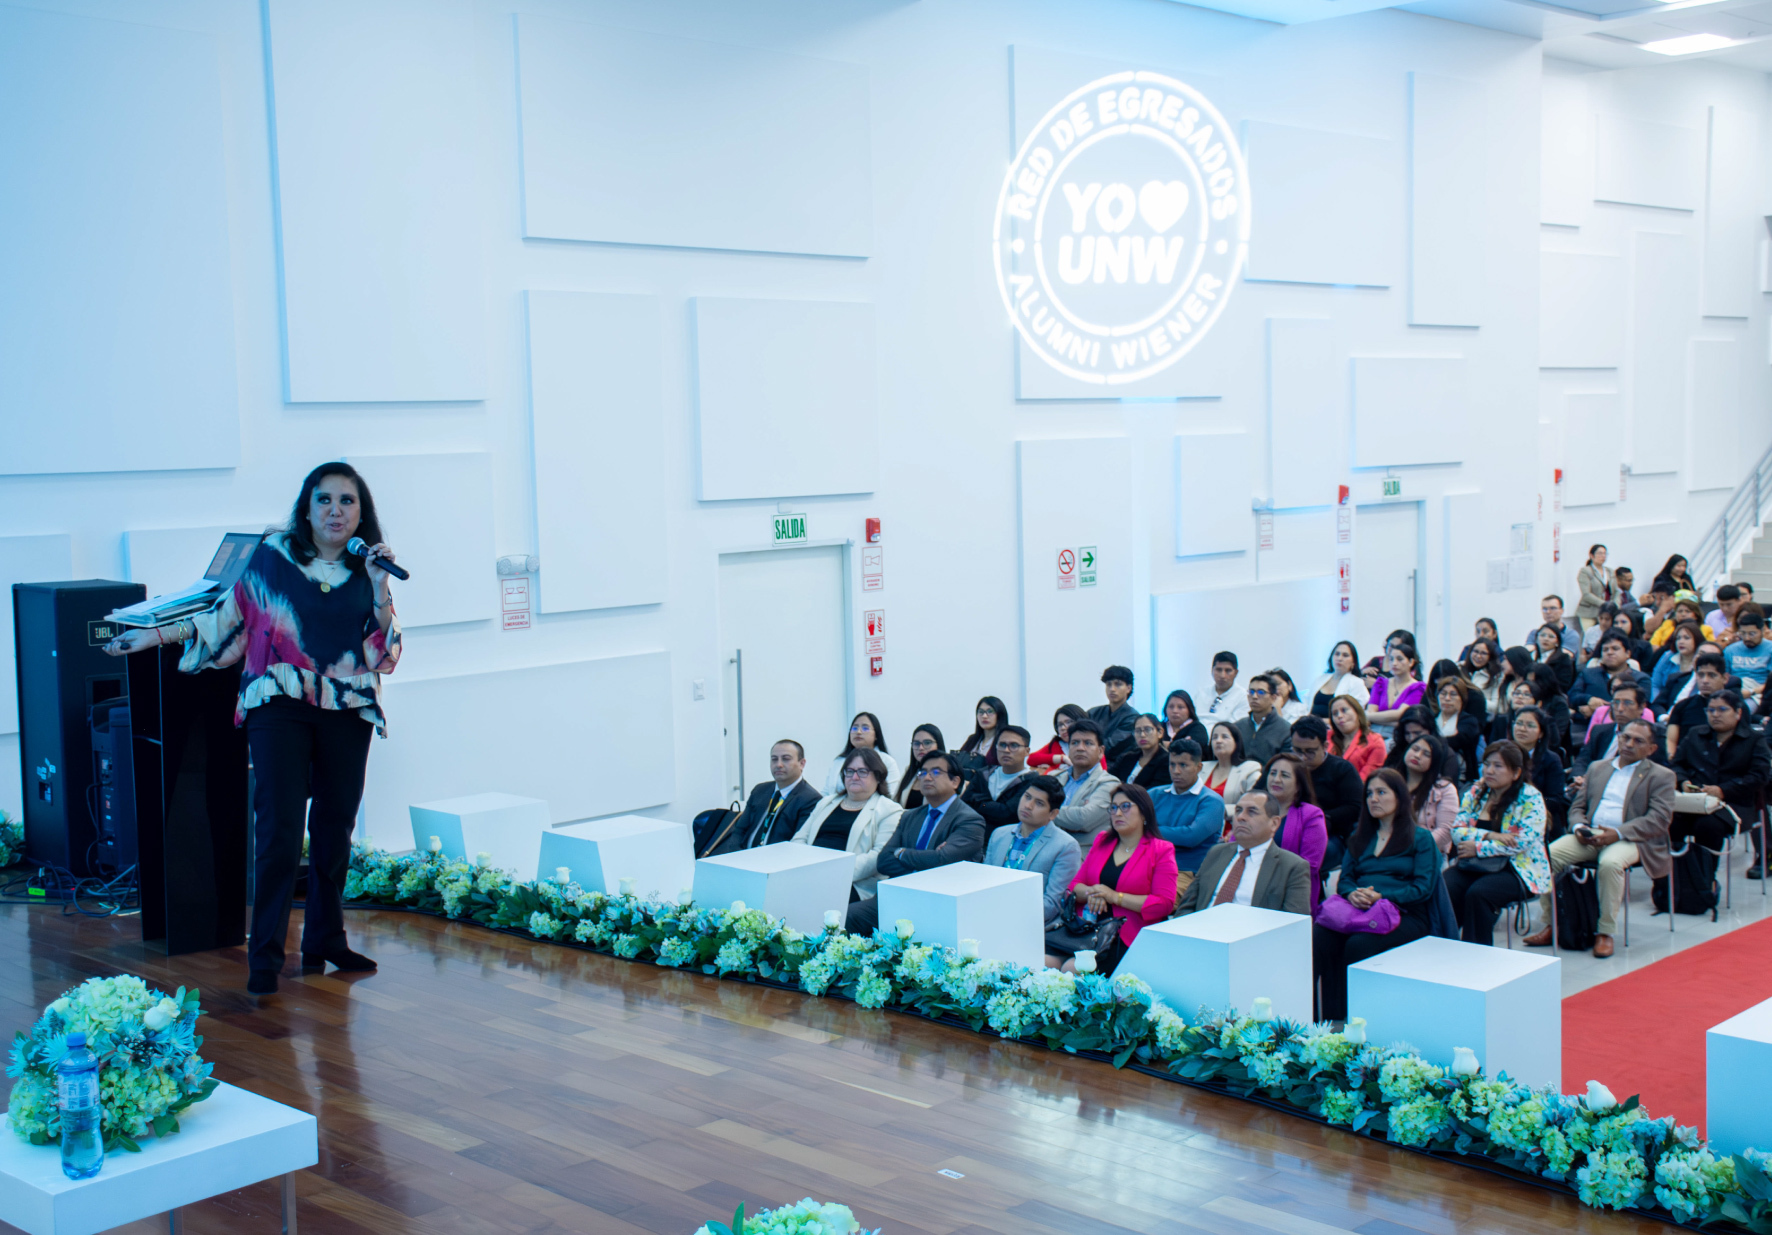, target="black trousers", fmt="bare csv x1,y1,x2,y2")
846,896,881,936
1441,864,1530,945
1313,914,1429,1021
246,697,373,973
